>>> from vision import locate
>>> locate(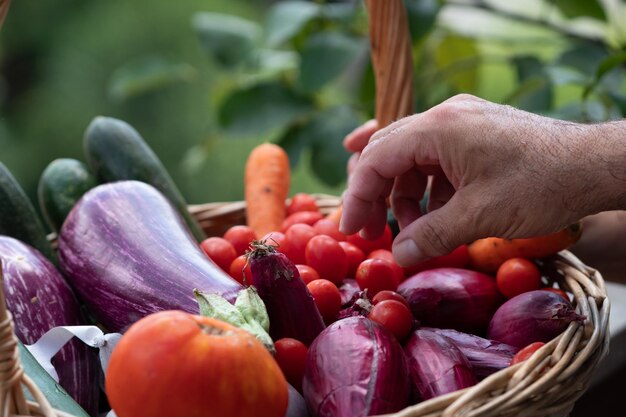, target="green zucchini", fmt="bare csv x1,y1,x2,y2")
18,341,91,417
83,117,206,242
0,163,57,264
38,158,97,232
